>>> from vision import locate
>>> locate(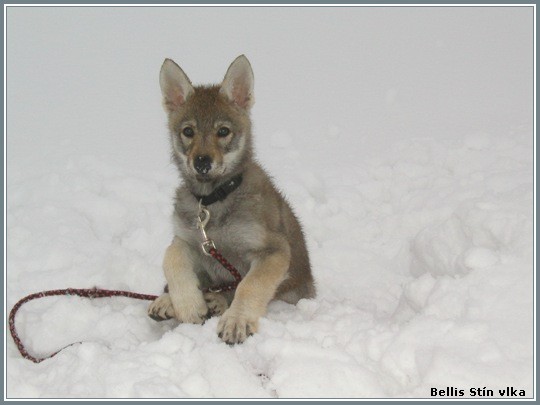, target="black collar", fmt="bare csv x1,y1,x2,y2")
194,174,243,206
